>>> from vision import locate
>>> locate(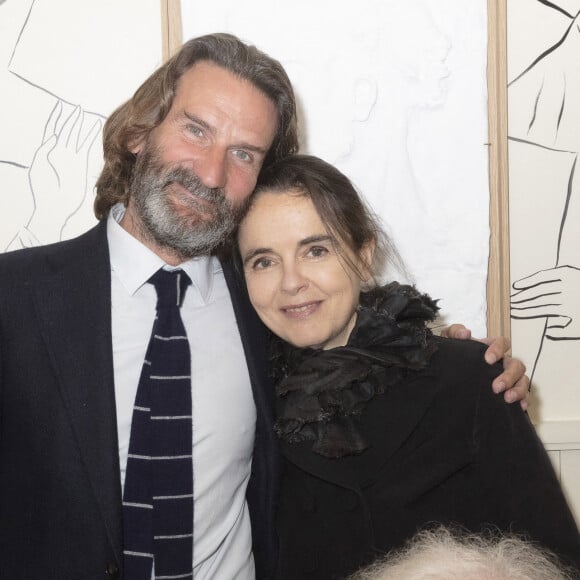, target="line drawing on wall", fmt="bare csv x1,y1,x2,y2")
508,0,580,418
0,0,161,251
1,0,103,250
